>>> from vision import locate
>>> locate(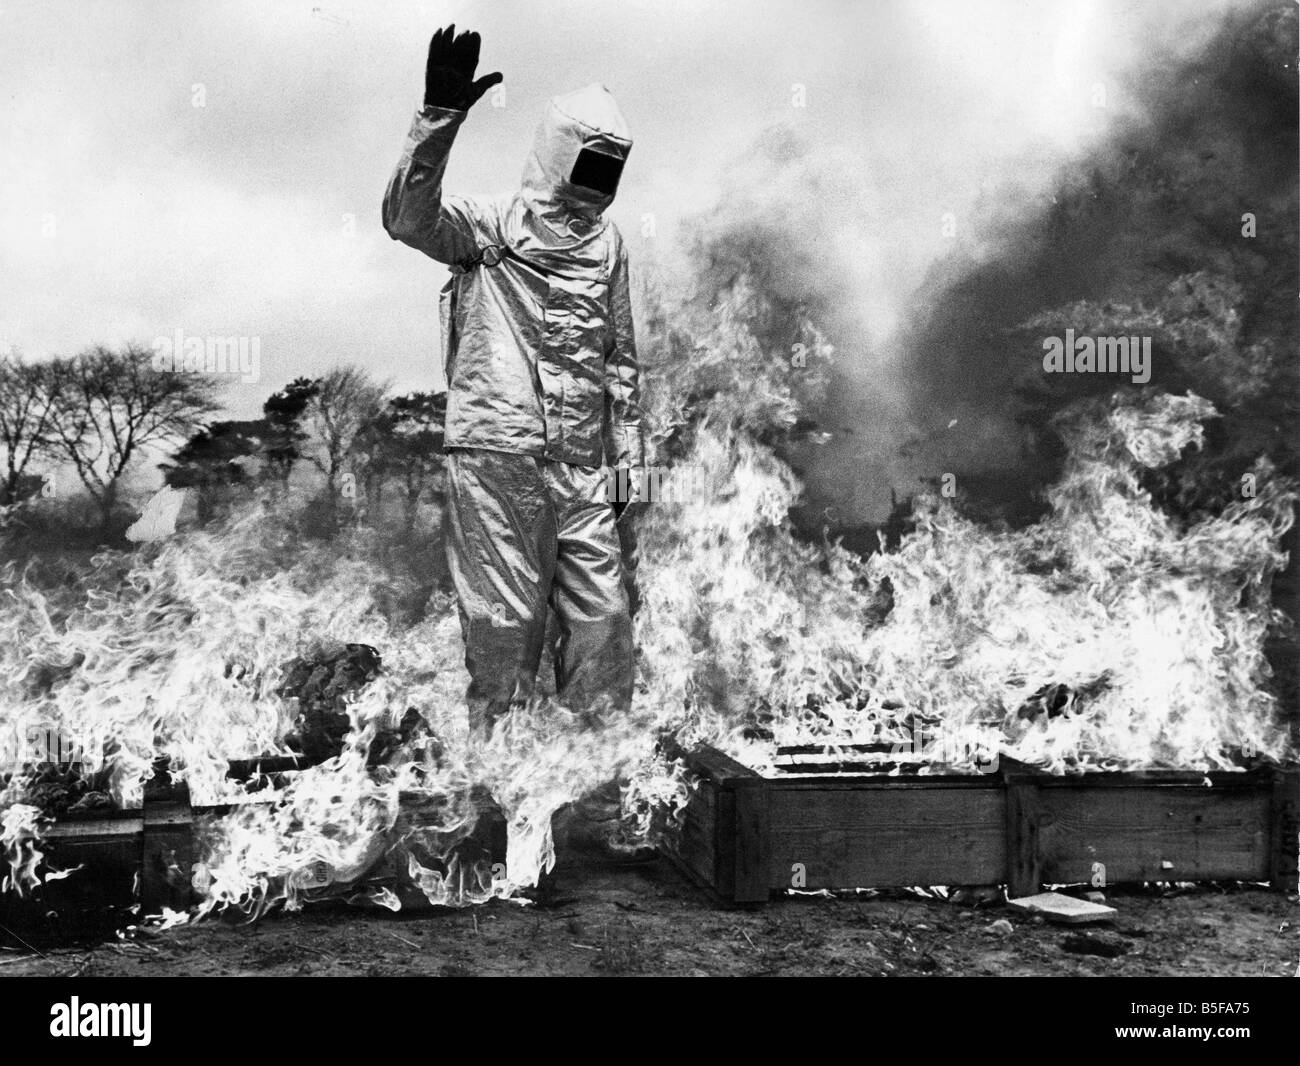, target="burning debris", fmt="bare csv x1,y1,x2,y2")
1016,675,1113,723
5,762,113,819
4,375,1289,919
2,347,1295,918
279,641,384,764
